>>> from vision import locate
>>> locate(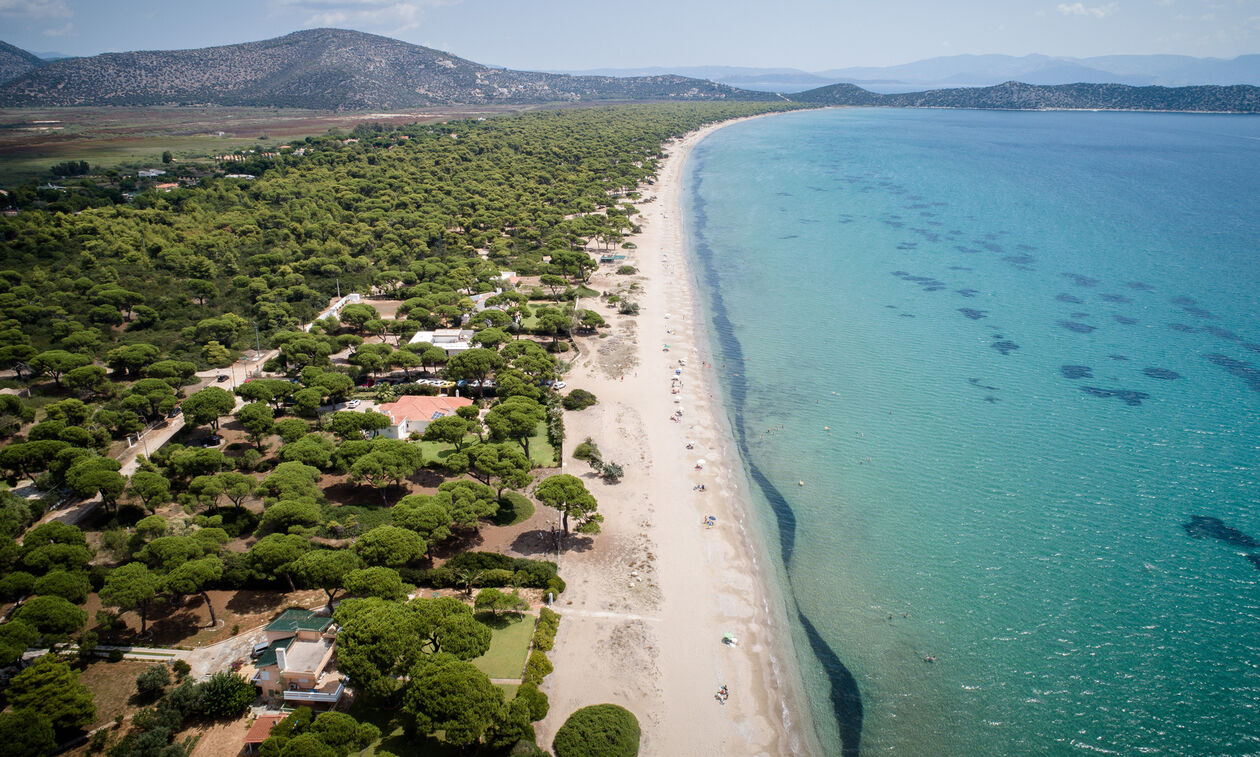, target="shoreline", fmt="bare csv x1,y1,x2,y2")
535,112,822,755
